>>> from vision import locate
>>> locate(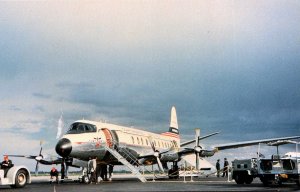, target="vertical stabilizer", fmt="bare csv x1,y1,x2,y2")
169,106,179,134
161,106,180,144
